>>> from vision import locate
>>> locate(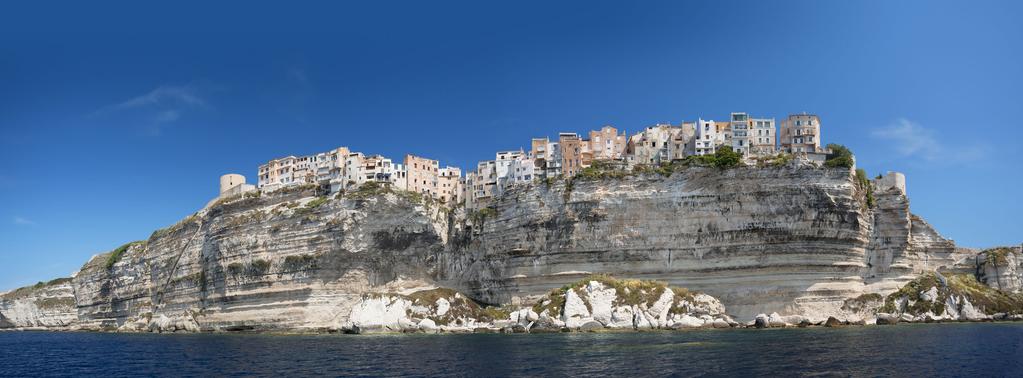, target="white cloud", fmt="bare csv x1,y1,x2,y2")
90,84,210,135
870,118,983,163
13,216,35,226
94,85,206,115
